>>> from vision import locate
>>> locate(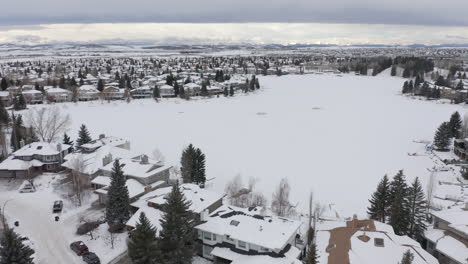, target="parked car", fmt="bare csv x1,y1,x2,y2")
52,200,63,213
69,241,89,256
82,252,100,264
19,184,36,193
